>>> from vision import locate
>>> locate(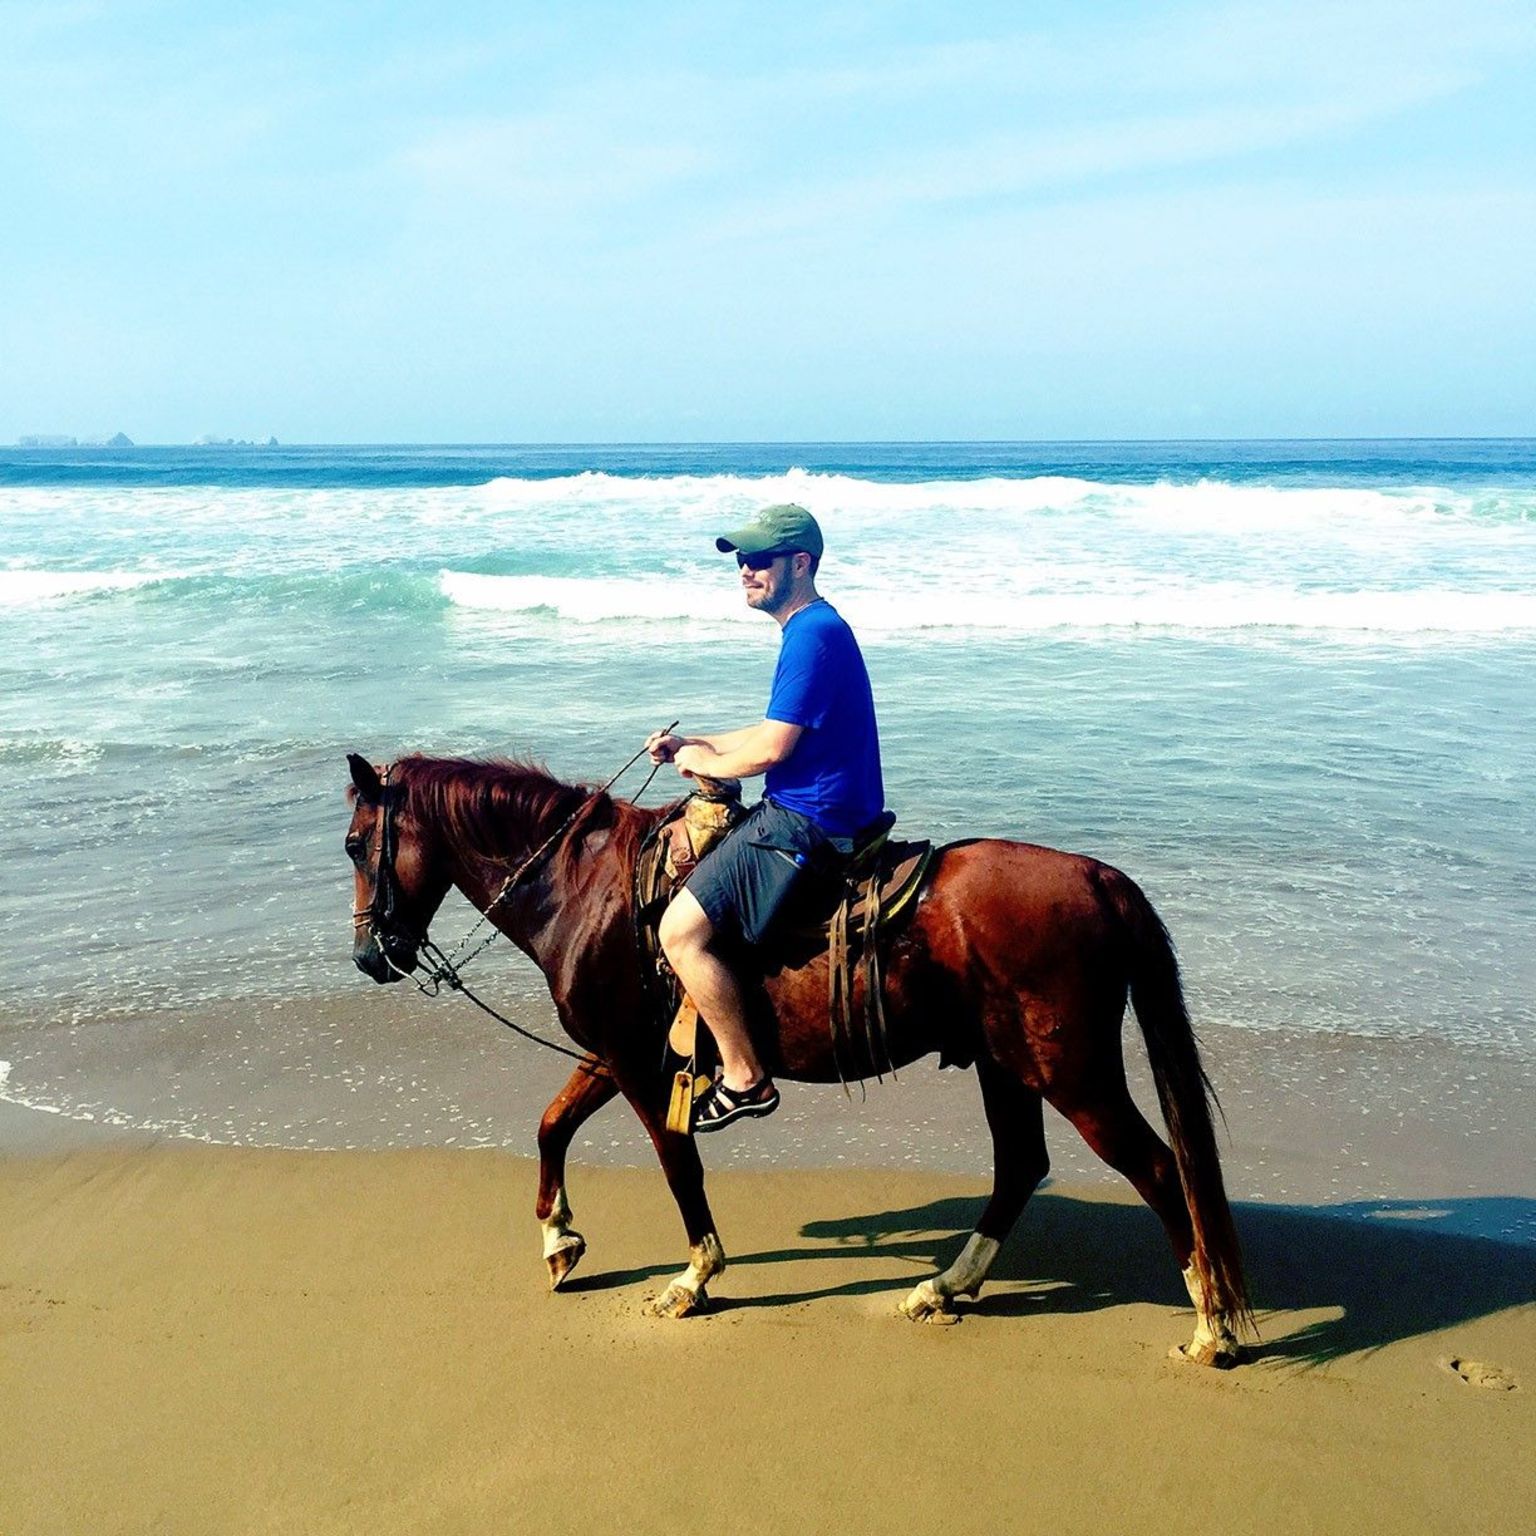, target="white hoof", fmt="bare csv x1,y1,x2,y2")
1170,1338,1242,1369
643,1234,724,1318
899,1234,998,1324
645,1281,711,1319
545,1231,586,1291
898,1280,961,1325
1180,1263,1245,1367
